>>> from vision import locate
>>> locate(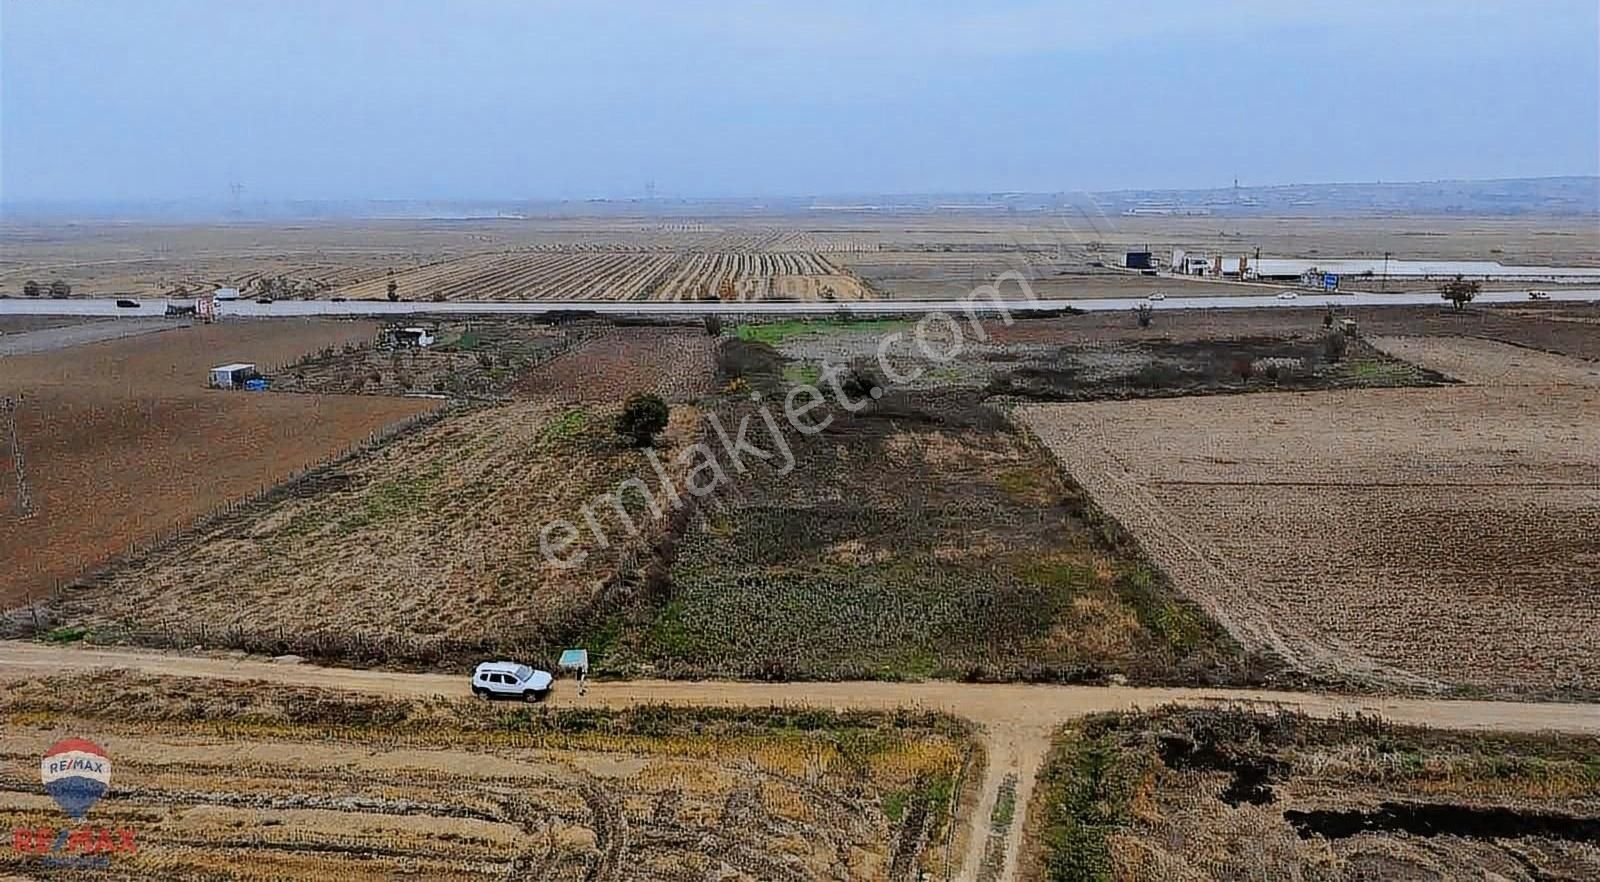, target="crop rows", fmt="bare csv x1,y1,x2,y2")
330,249,867,301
